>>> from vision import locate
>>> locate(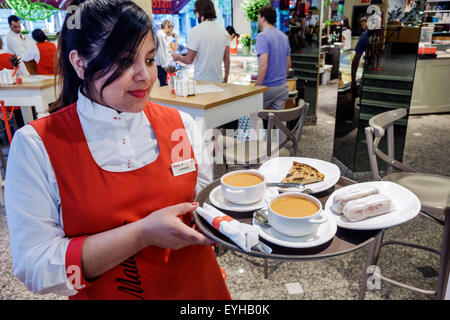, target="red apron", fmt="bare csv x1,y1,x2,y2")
30,102,230,300
36,41,56,75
